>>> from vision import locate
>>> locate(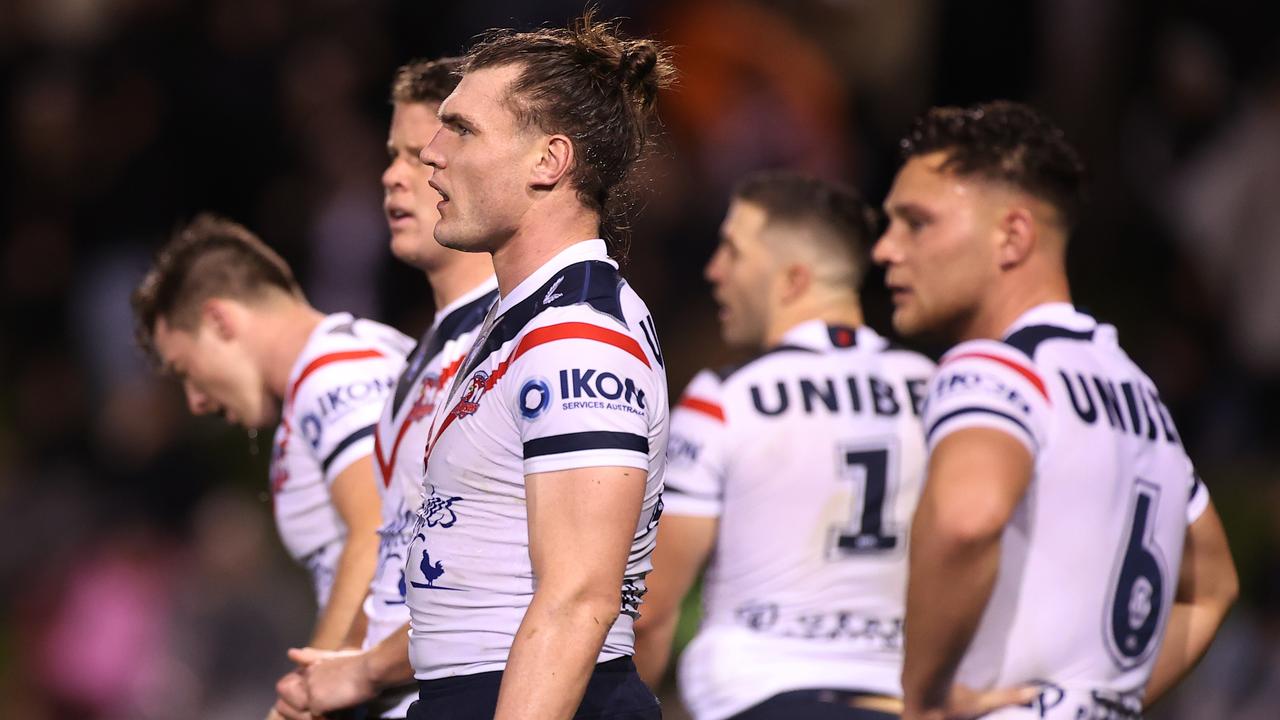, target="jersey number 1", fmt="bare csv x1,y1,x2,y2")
829,445,899,558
